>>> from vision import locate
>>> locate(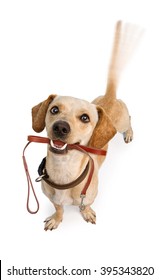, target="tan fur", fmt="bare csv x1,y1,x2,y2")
31,21,141,229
